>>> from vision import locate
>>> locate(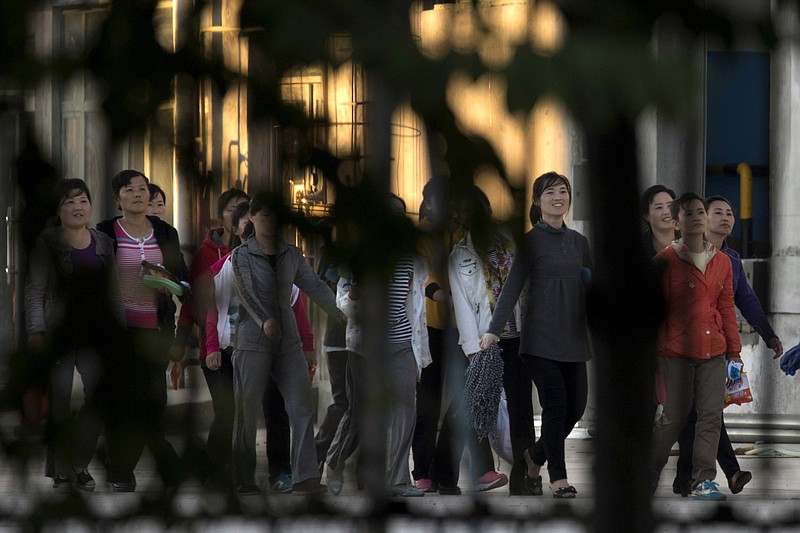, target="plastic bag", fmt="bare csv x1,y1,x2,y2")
724,372,753,408
22,387,49,427
489,389,514,464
